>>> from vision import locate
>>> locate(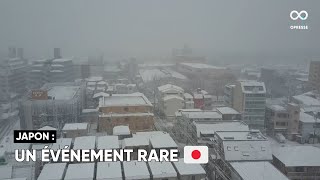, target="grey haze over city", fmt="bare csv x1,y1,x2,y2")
1,1,320,180
0,0,319,62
